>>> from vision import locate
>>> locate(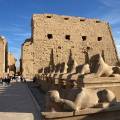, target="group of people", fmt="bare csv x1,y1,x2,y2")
1,74,11,86
0,74,26,87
